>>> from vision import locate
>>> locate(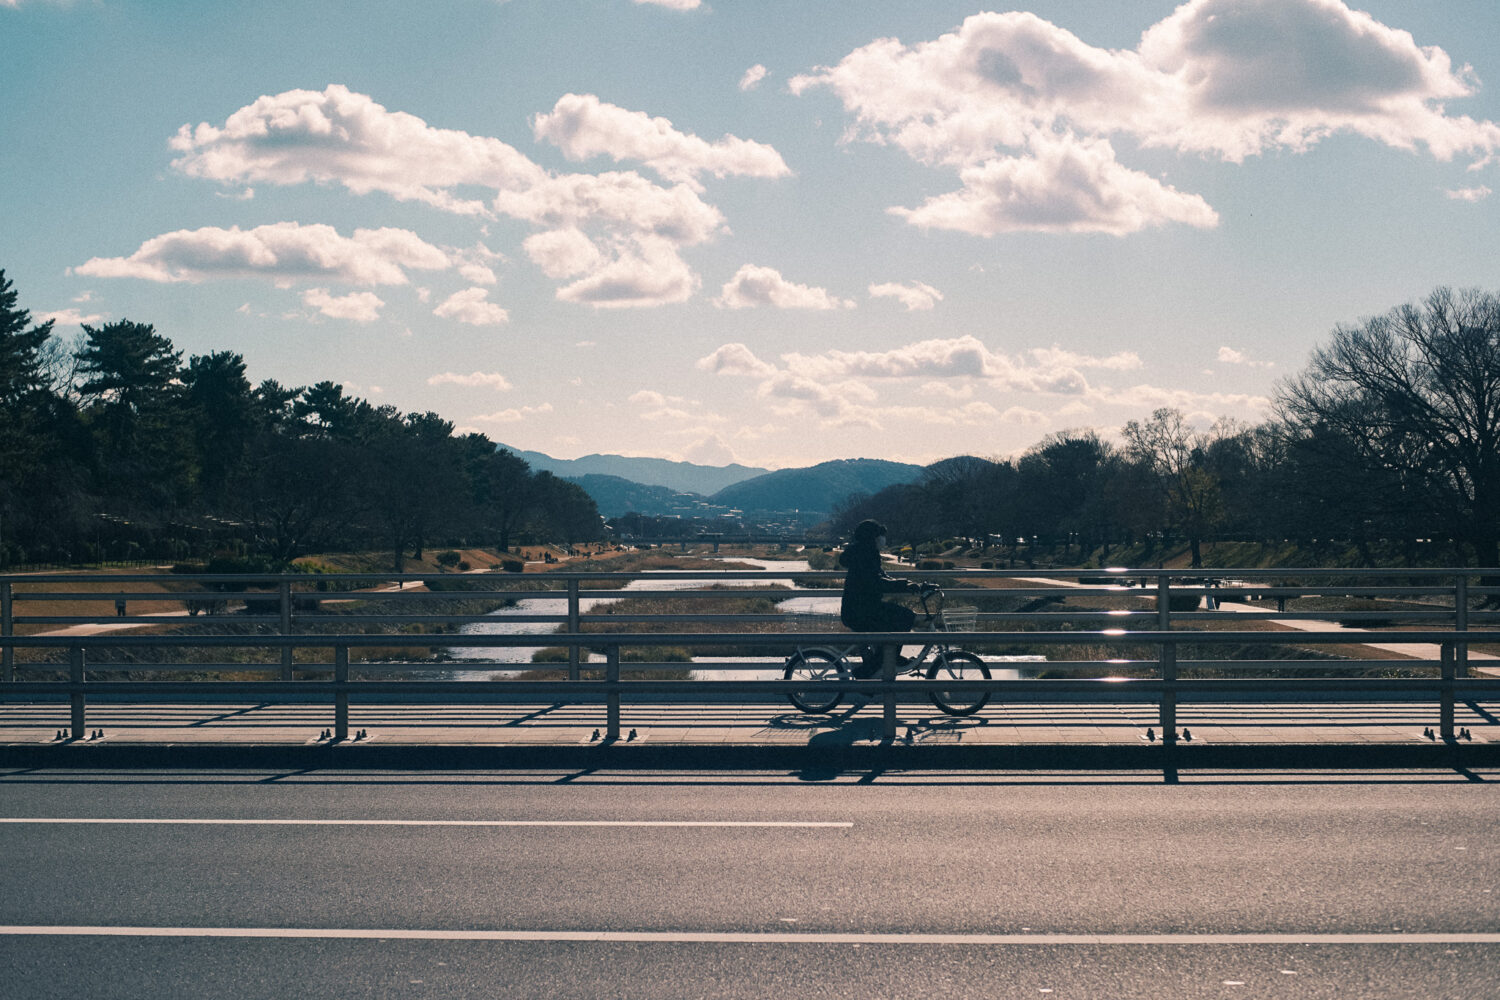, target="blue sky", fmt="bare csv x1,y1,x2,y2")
3,0,1497,469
